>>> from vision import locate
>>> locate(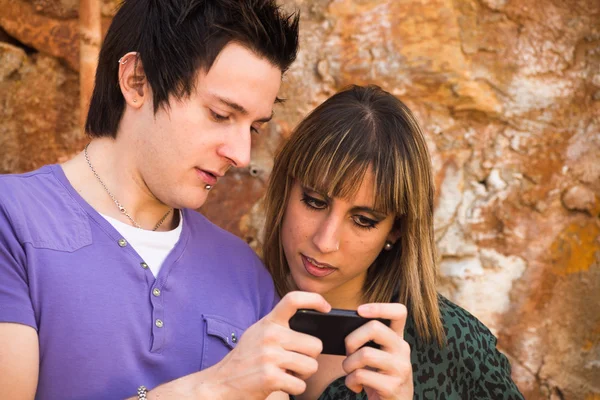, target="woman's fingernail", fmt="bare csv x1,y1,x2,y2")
358,304,372,314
